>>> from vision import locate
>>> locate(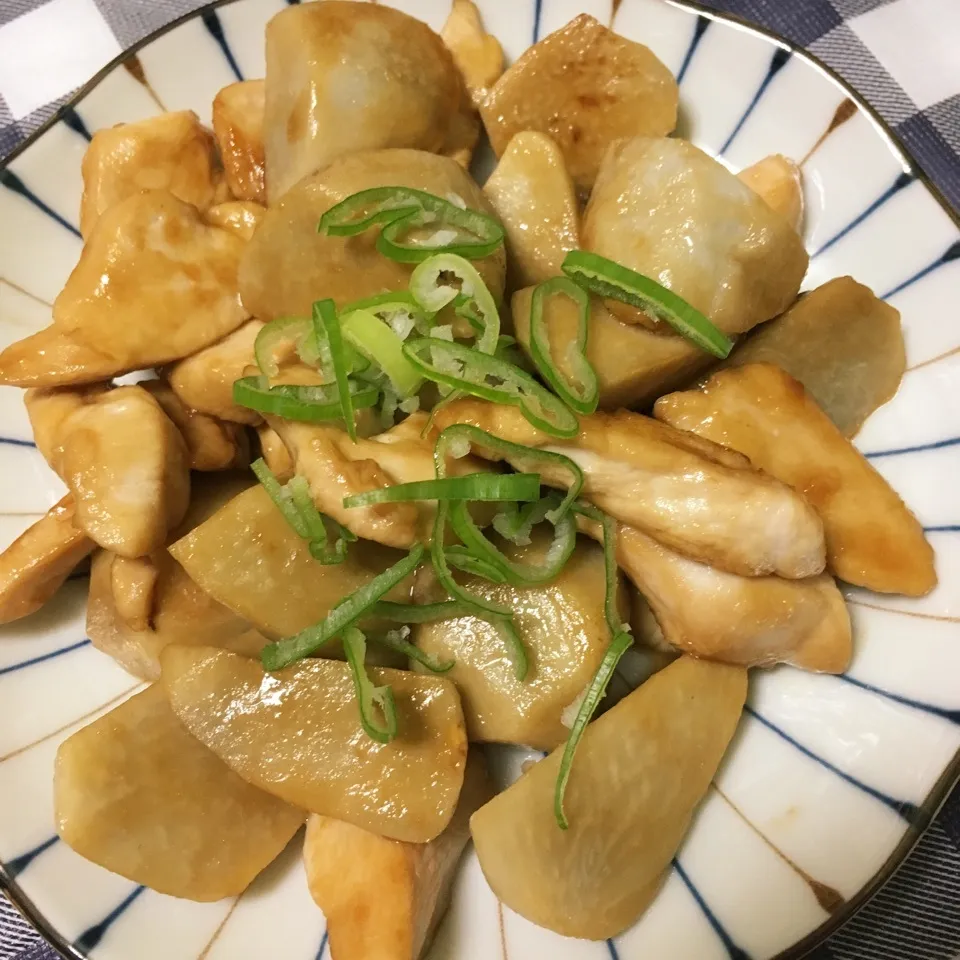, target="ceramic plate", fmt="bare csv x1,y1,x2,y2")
1,1,959,958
